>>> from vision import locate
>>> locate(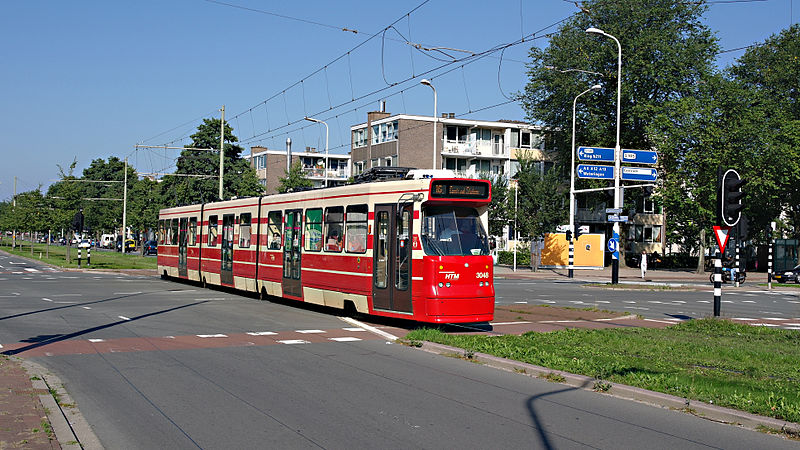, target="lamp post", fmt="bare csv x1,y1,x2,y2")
570,84,602,279
420,79,438,169
586,26,622,284
304,116,329,187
